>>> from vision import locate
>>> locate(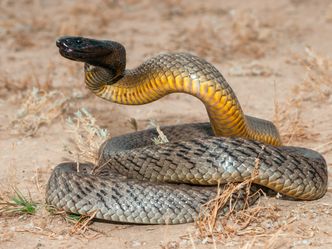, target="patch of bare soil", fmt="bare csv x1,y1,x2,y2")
1,0,331,248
